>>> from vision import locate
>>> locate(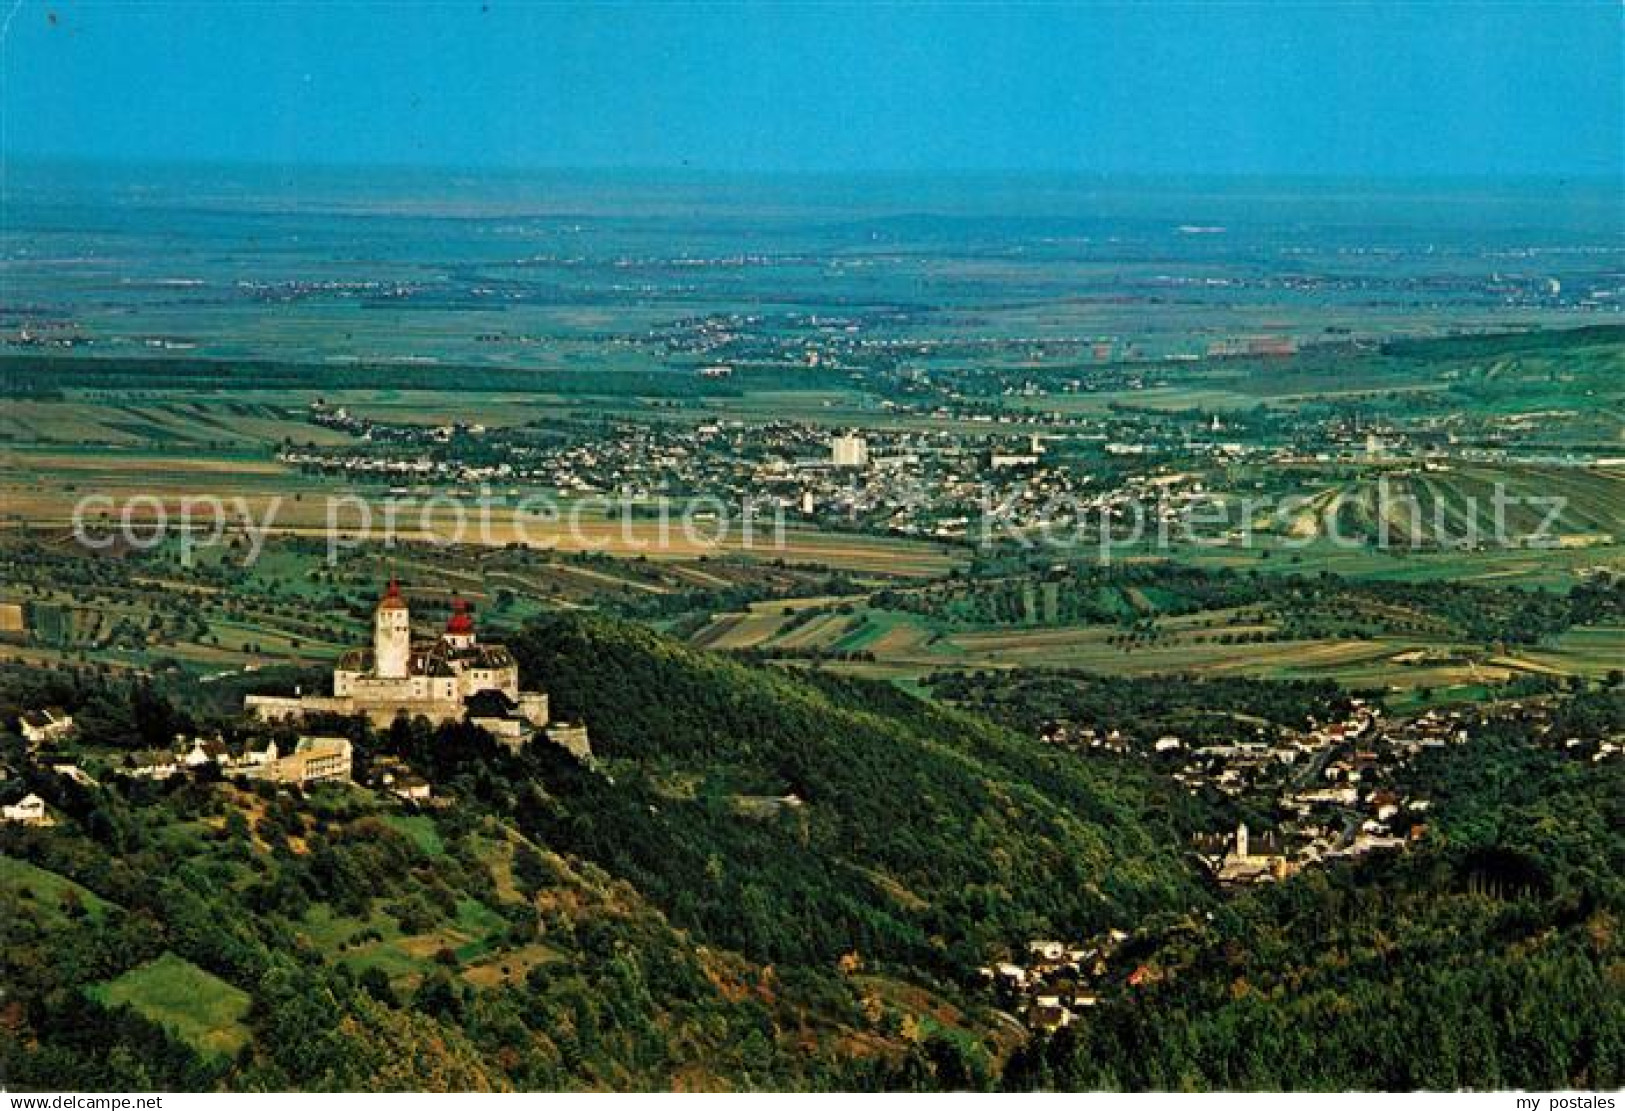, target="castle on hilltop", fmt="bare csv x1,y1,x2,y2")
247,580,587,758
